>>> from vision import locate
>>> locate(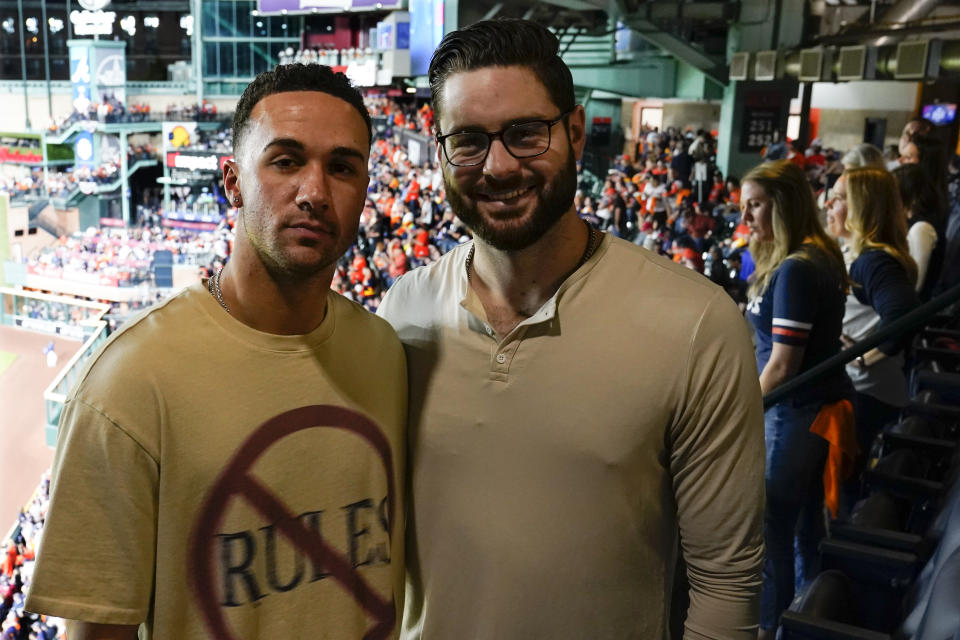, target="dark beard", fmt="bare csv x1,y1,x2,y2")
444,152,578,252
